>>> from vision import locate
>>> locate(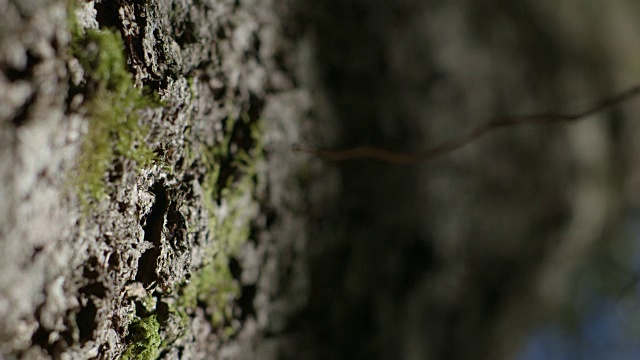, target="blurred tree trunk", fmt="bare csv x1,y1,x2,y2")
294,1,635,359
2,0,639,359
